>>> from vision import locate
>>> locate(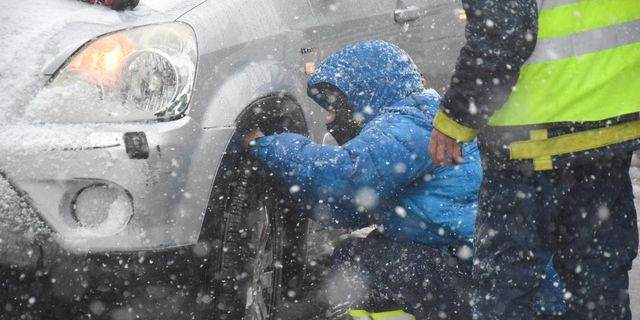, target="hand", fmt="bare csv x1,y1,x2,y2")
429,128,464,166
244,129,265,150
